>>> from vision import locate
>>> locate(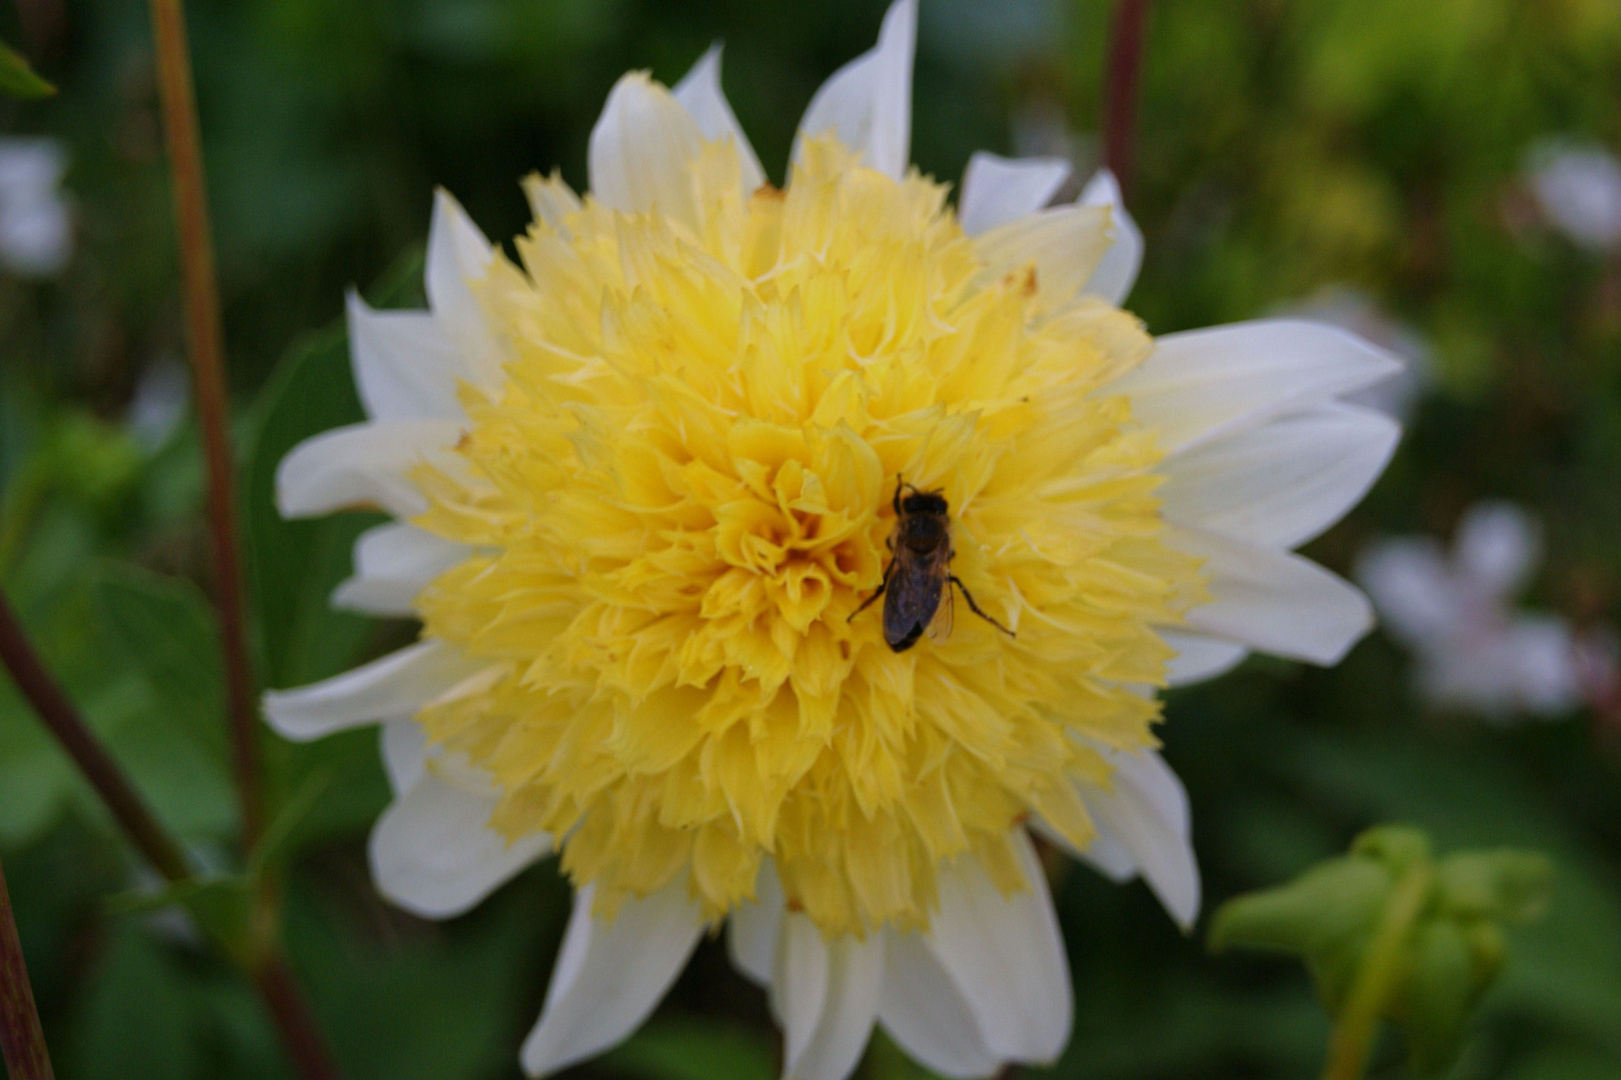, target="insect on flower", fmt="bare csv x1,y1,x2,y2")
261,1,1406,1075
854,476,1015,651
